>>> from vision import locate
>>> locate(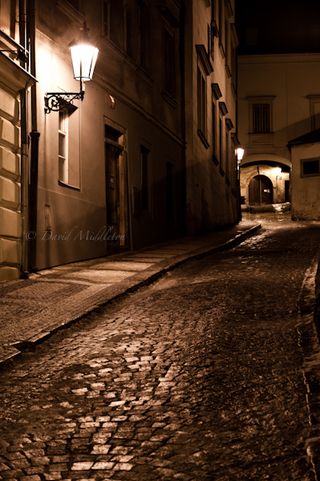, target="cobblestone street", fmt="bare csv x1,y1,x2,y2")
1,219,320,481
